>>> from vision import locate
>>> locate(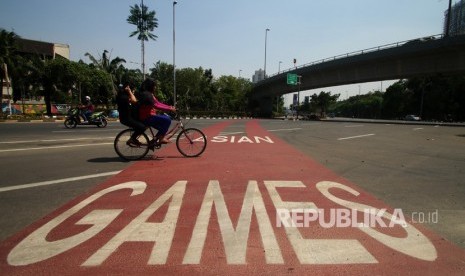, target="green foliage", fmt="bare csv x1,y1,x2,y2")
331,75,465,121
127,4,158,41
